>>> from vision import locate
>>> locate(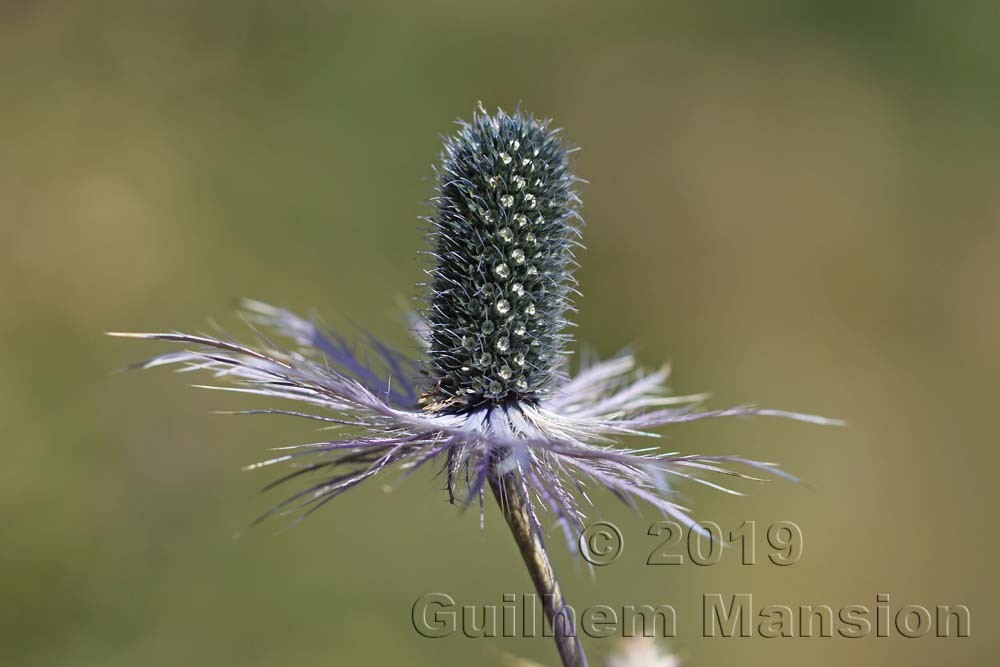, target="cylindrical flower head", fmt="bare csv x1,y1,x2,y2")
423,106,580,409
